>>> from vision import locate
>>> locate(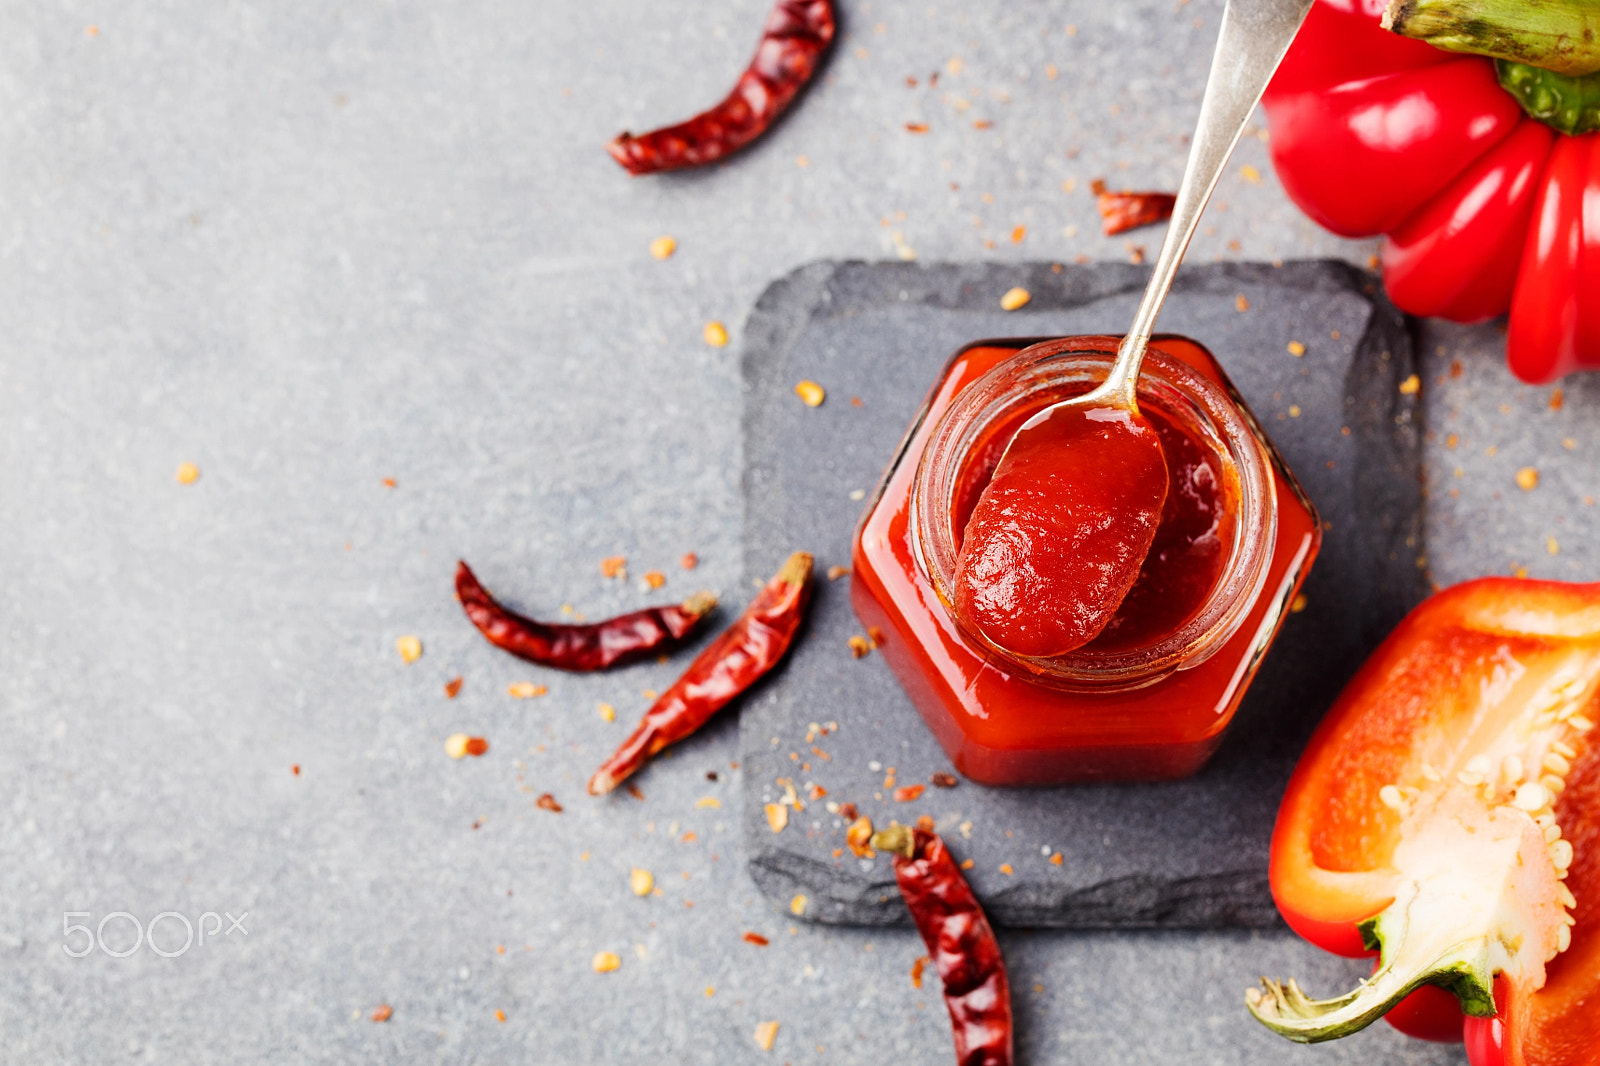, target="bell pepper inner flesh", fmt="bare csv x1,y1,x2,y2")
1252,581,1600,1045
